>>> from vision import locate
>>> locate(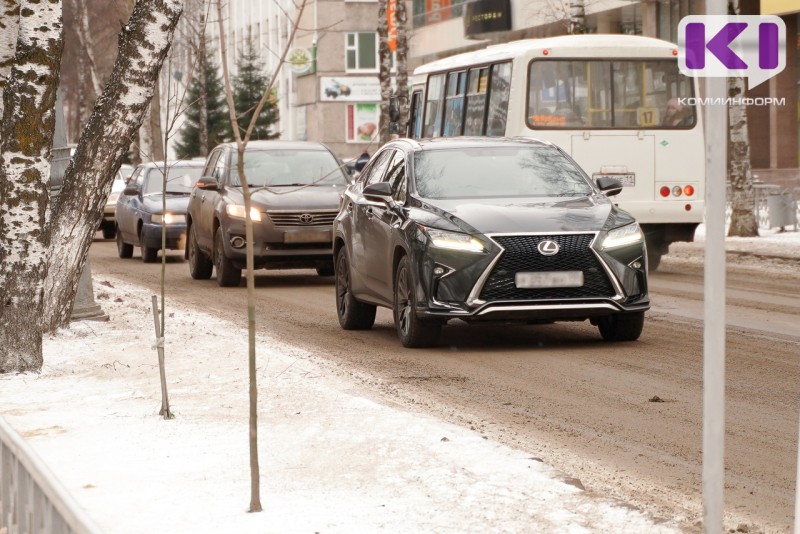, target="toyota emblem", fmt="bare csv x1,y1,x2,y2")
299,213,314,224
537,240,560,256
